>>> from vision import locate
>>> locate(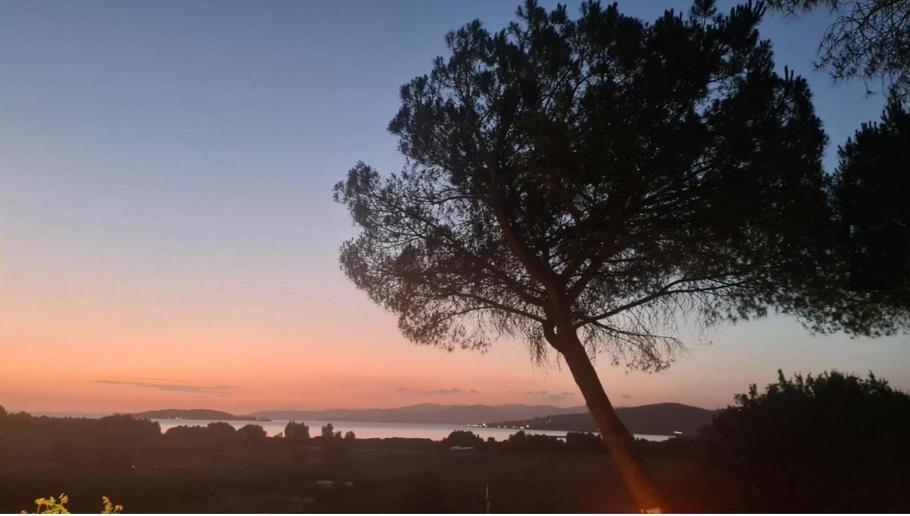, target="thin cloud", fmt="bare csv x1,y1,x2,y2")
522,389,575,402
398,387,478,395
93,380,234,397
621,393,634,400
430,387,462,395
